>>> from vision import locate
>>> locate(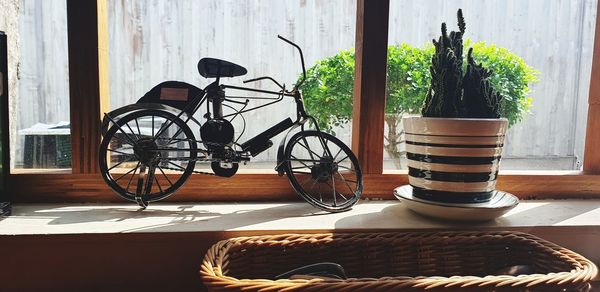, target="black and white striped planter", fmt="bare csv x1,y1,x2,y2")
402,117,508,204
